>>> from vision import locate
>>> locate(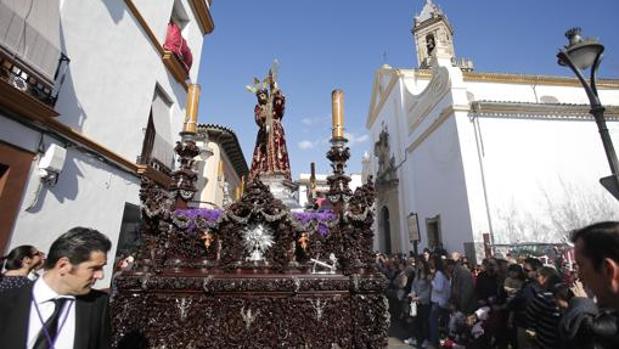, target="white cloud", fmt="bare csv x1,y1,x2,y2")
300,116,328,127
344,132,370,146
298,140,316,150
